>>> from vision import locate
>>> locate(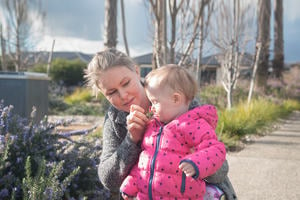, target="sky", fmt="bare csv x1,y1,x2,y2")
1,0,300,63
